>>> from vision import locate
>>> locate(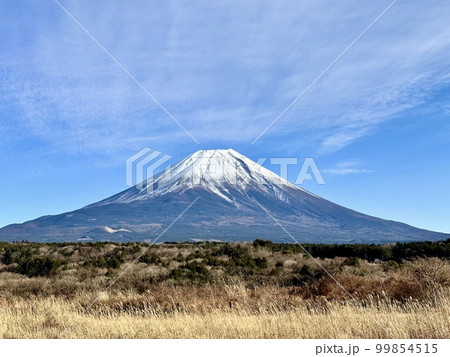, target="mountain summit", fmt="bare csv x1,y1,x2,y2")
0,149,447,243
95,149,302,206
